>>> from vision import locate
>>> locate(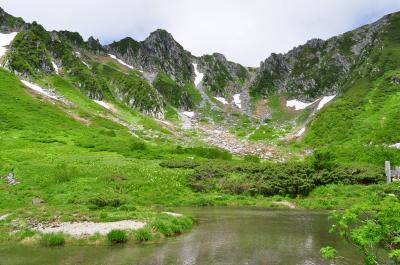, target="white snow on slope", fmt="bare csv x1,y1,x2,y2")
109,54,134,69
192,63,204,87
182,111,195,118
296,127,306,137
233,94,242,108
390,143,400,149
0,32,18,58
20,80,59,100
317,95,336,110
94,100,112,110
215,97,228,105
52,61,59,74
286,99,316,110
